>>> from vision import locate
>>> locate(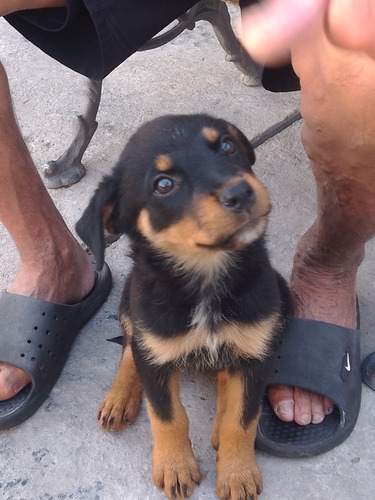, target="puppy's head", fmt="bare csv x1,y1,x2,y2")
76,114,270,271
